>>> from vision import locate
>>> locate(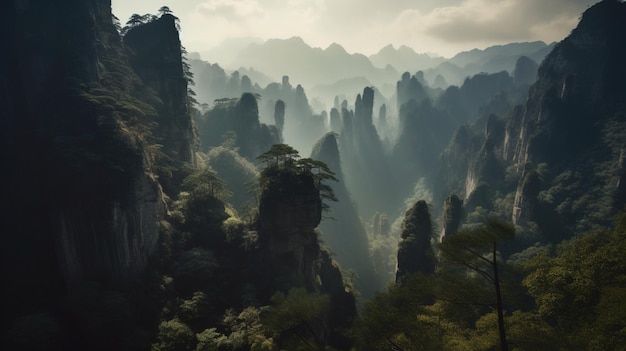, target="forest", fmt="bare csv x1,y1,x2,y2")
1,0,625,350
